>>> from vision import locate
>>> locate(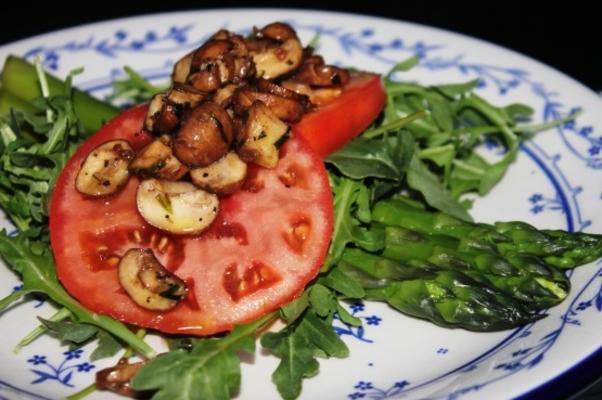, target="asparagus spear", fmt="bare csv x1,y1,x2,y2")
372,199,602,269
339,248,539,331
382,225,570,309
329,198,602,330
0,89,37,115
1,56,119,132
